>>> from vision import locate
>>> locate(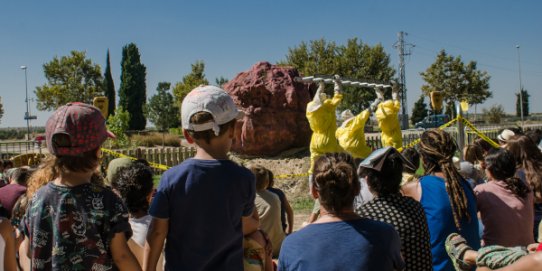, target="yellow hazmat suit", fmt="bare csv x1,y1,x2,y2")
335,110,372,159
306,92,343,172
375,100,402,149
